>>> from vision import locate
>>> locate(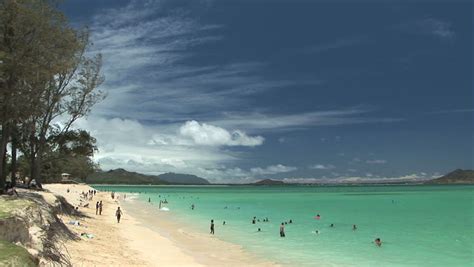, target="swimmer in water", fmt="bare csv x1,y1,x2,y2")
374,238,382,247
353,224,357,231
330,223,334,228
258,228,261,232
